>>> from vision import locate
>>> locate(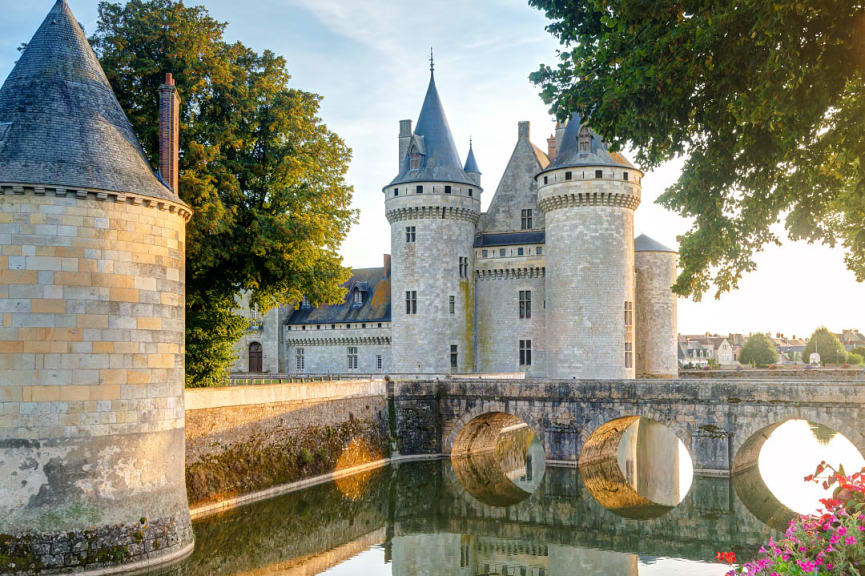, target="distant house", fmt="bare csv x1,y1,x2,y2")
771,333,807,364
837,329,865,352
678,334,738,367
